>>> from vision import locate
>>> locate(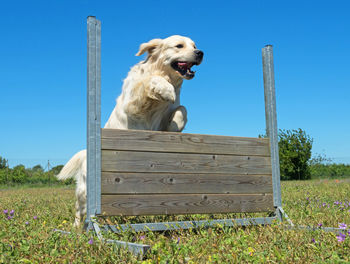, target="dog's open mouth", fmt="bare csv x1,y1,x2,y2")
171,61,198,79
